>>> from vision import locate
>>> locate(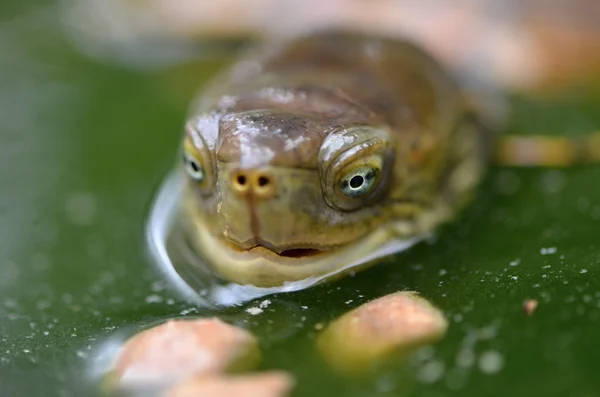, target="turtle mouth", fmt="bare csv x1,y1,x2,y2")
278,248,323,258
222,238,329,259
247,245,325,259
184,214,407,287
